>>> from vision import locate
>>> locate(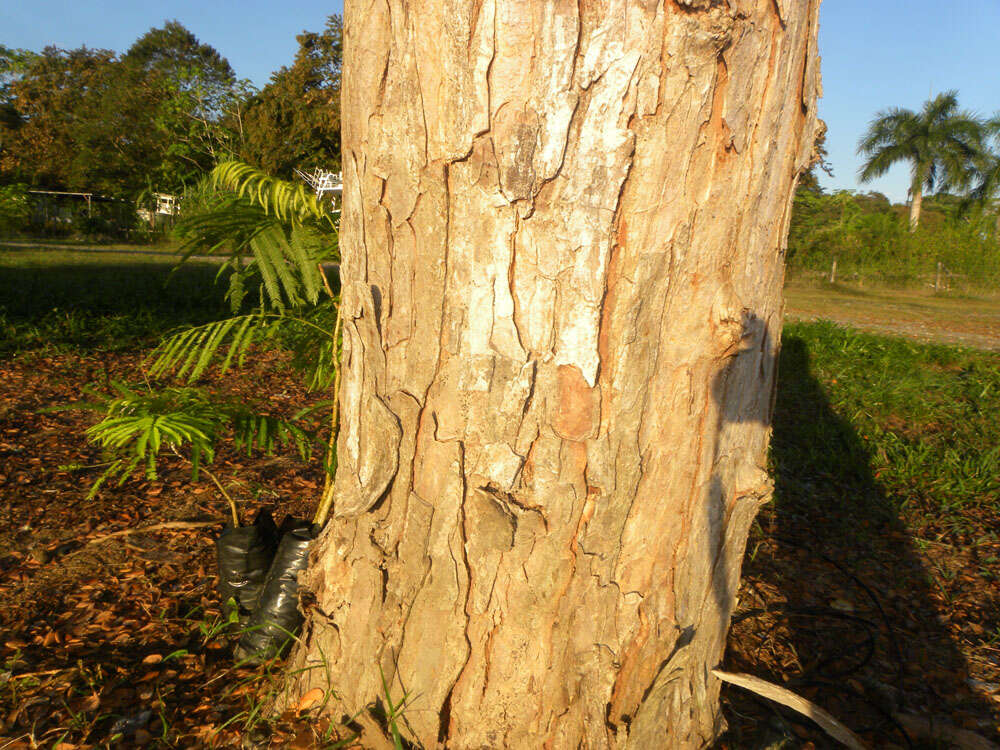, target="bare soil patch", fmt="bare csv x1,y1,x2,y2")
784,280,1000,350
